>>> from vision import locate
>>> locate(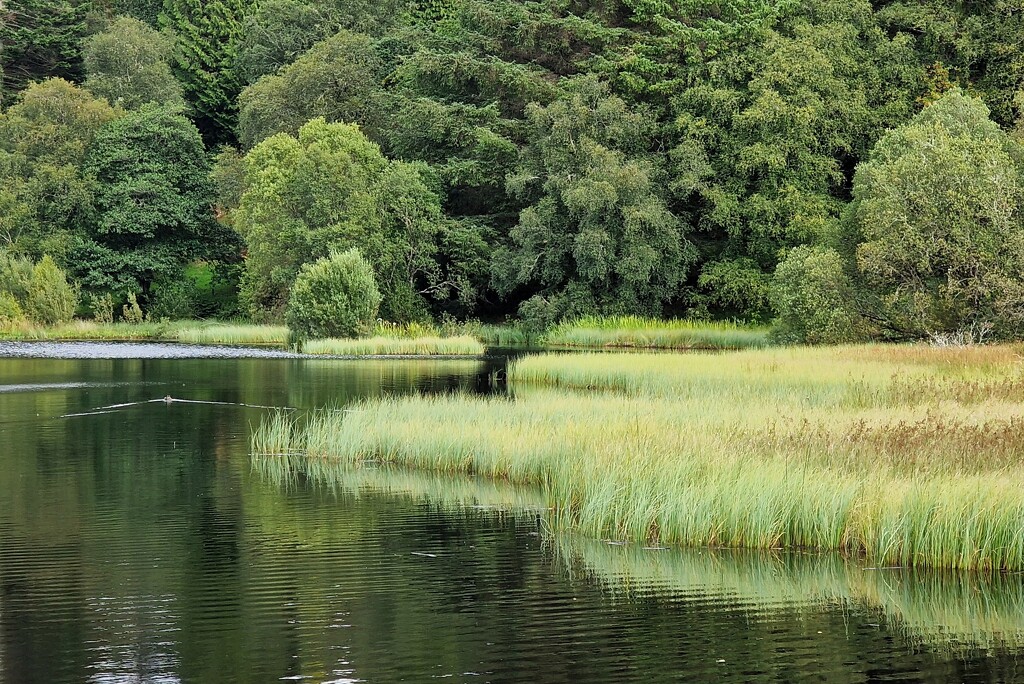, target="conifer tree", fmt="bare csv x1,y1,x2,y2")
161,0,252,143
